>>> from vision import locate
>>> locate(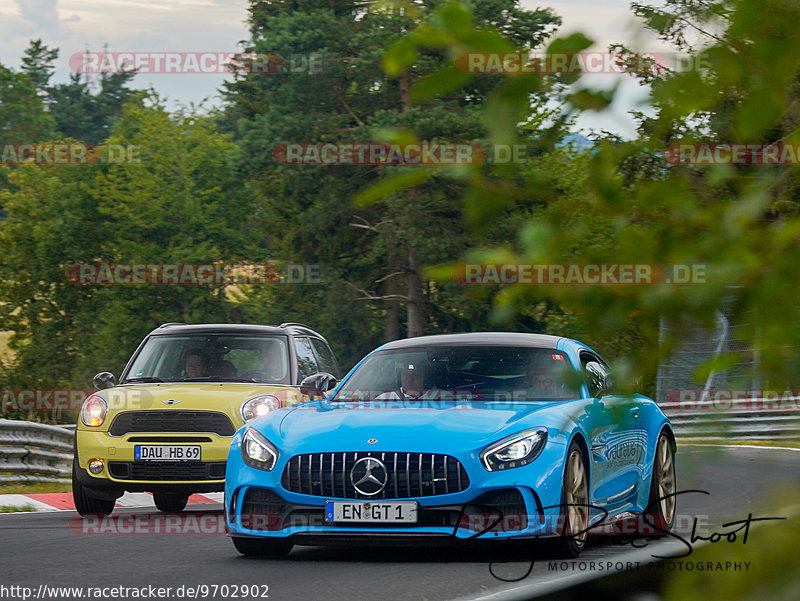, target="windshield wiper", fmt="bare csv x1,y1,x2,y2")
121,376,163,384
179,376,257,383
